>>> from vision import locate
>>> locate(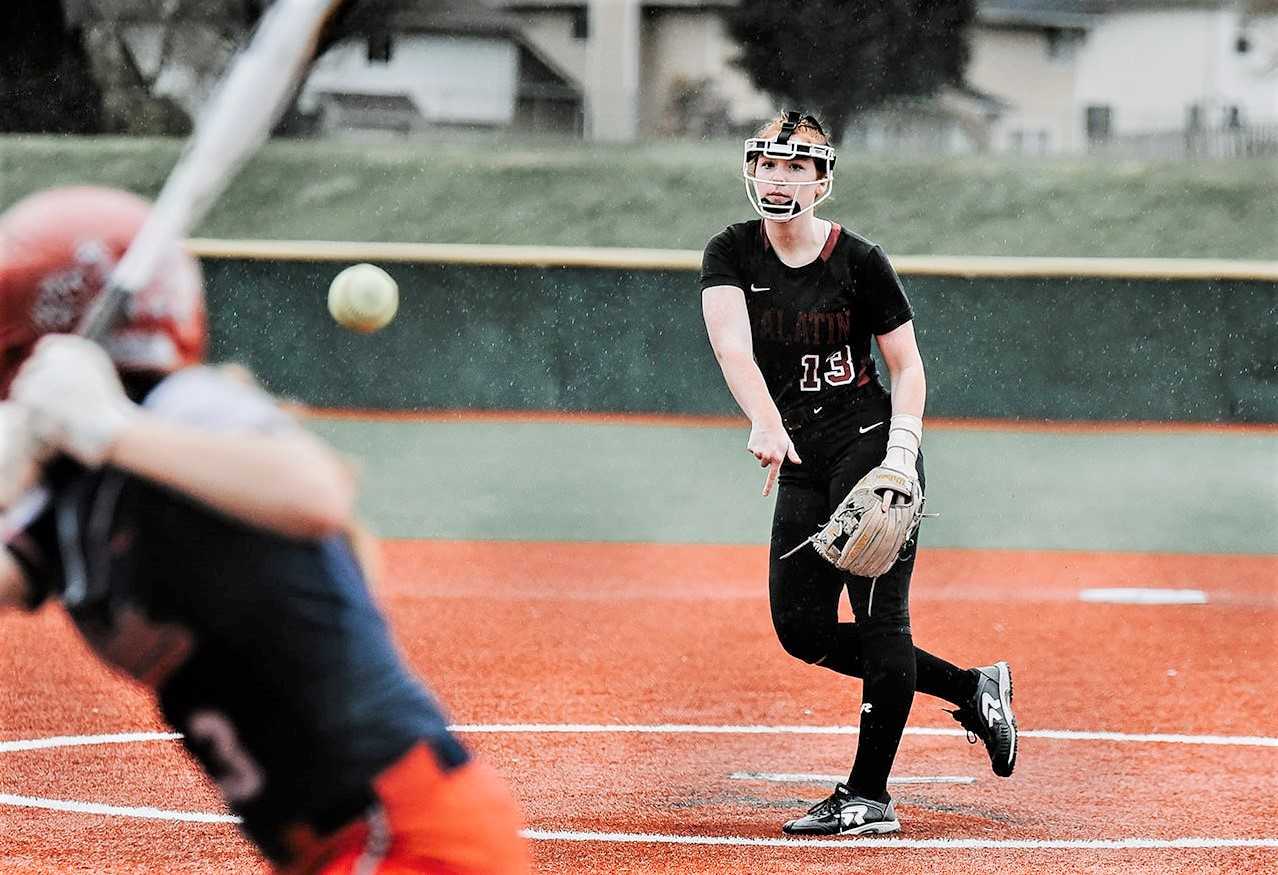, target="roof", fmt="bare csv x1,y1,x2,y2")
487,1,734,8
978,0,1276,30
979,1,1103,29
338,0,521,37
490,0,1273,15
72,0,516,31
981,0,1261,18
981,0,1234,9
